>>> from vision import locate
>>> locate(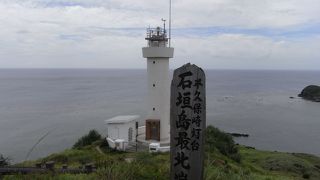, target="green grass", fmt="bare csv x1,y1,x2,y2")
239,147,320,180
4,127,320,180
3,174,97,180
